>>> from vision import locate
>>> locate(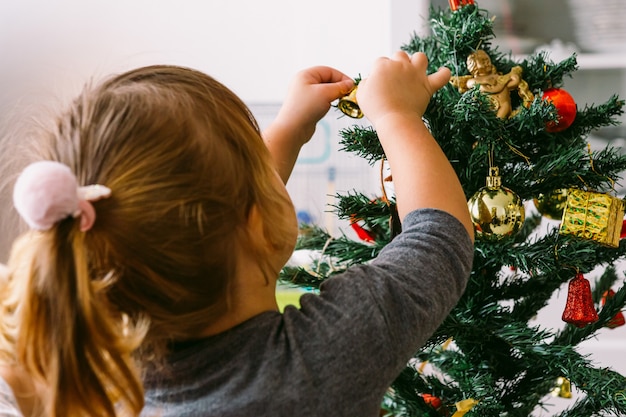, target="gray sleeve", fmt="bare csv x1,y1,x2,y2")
282,208,473,412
